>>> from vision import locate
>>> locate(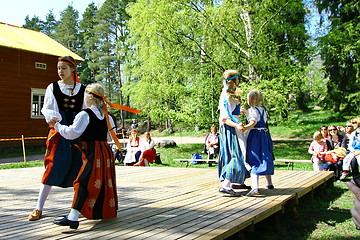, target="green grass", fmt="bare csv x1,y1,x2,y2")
268,110,355,139
0,161,43,169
